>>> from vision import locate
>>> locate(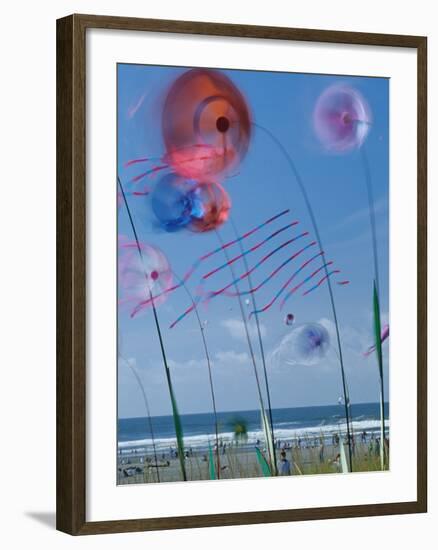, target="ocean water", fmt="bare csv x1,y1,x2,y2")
118,402,389,454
